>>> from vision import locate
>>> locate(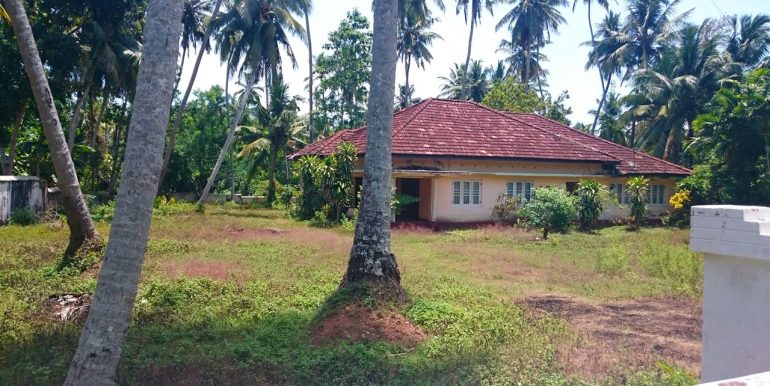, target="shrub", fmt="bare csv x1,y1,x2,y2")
574,179,610,231
625,177,649,231
292,142,357,222
519,187,576,240
391,193,419,215
9,208,37,226
490,193,521,224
